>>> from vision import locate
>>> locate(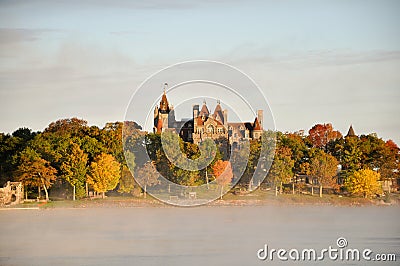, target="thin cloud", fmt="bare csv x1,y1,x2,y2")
0,28,59,44
222,48,400,68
